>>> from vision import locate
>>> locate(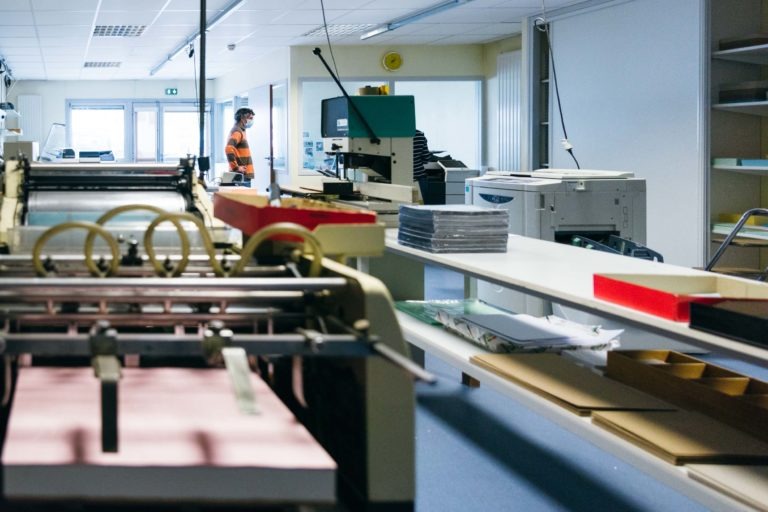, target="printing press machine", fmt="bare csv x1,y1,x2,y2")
0,158,419,511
